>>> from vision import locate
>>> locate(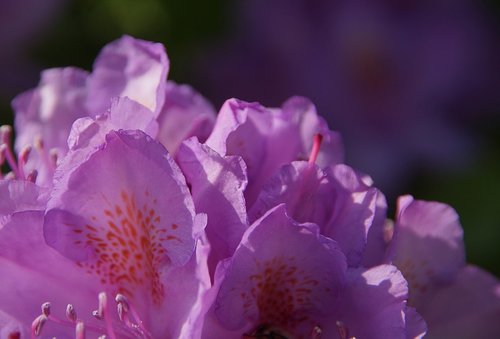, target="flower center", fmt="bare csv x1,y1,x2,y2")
72,190,178,304
241,257,320,332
